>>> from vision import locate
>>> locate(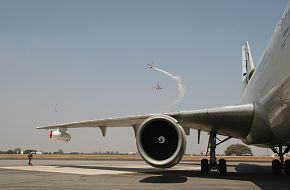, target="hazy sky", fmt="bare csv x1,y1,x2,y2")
0,0,289,155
